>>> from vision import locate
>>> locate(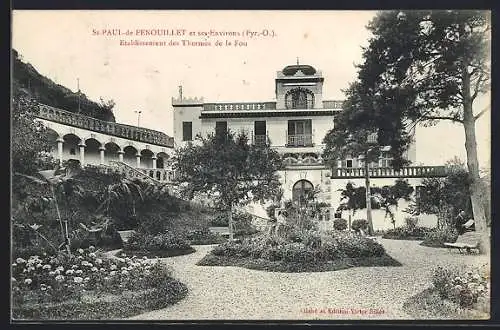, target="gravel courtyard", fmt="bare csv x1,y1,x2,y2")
129,239,489,320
